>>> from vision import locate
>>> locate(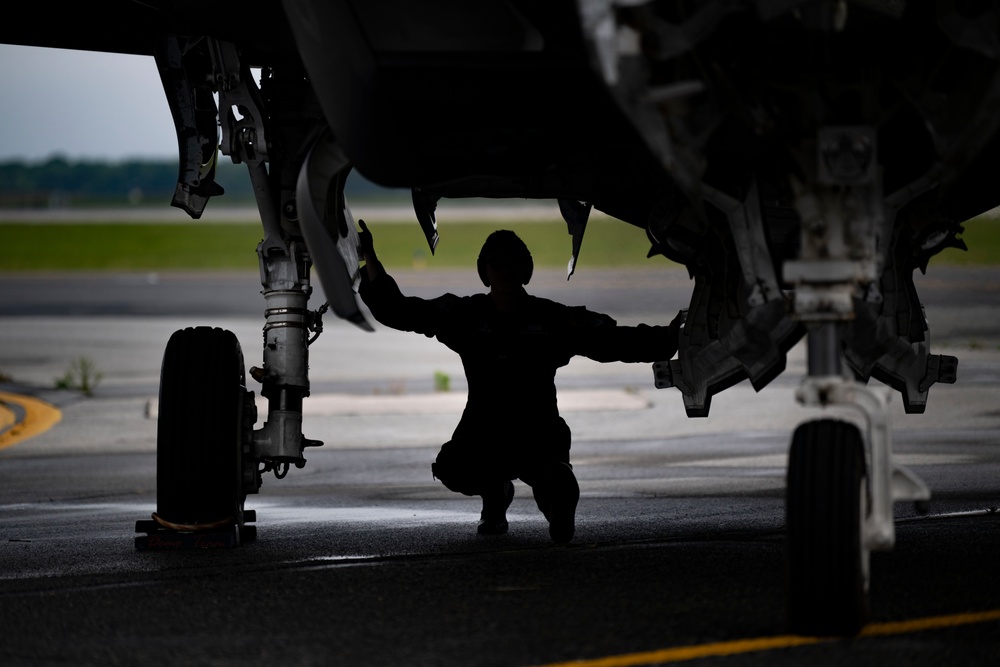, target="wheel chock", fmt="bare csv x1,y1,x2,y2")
134,510,257,549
